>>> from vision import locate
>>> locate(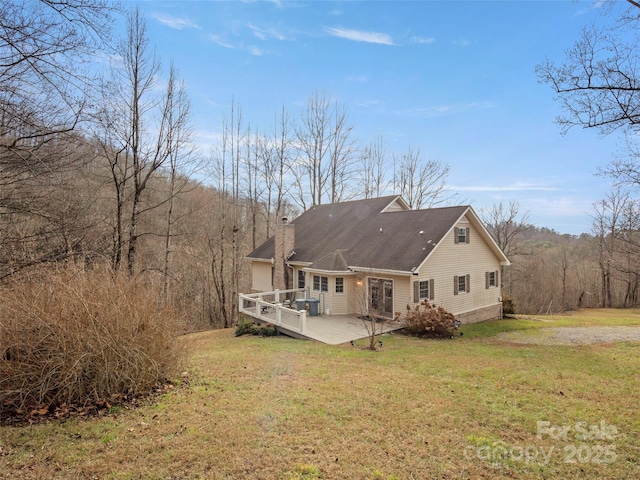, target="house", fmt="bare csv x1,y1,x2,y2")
245,195,510,324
